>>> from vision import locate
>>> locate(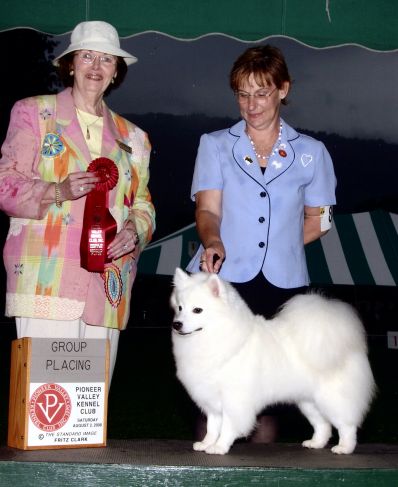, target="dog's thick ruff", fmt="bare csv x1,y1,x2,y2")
171,269,376,455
